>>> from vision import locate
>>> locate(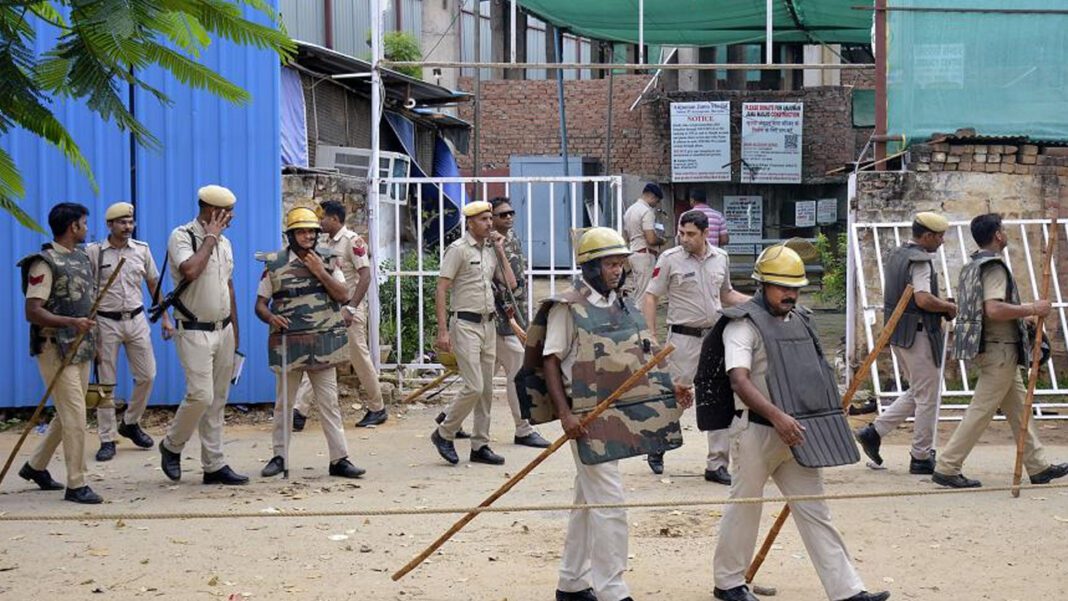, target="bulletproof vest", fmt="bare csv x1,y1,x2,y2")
710,293,859,468
259,247,349,372
884,243,944,367
515,282,683,465
953,251,1029,365
17,244,97,364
